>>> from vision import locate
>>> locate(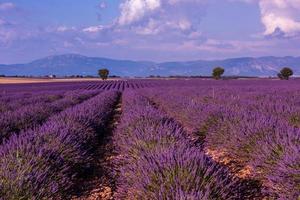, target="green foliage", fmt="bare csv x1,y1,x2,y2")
98,68,109,80
278,67,293,80
212,67,225,80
